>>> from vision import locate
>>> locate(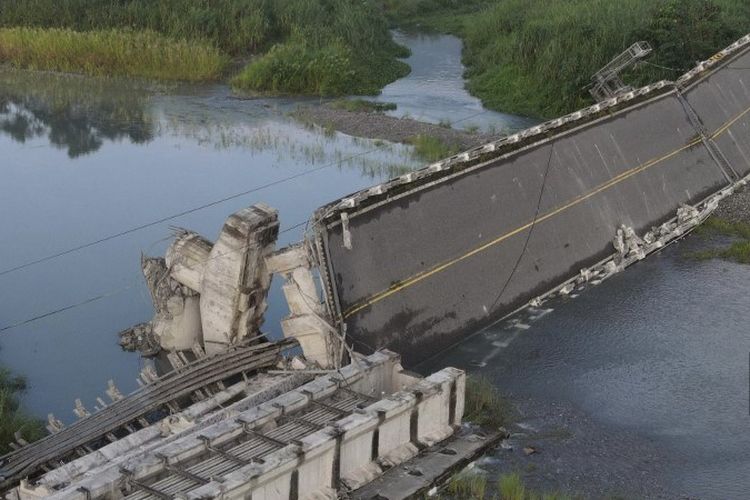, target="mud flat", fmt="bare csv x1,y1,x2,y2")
294,103,497,150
